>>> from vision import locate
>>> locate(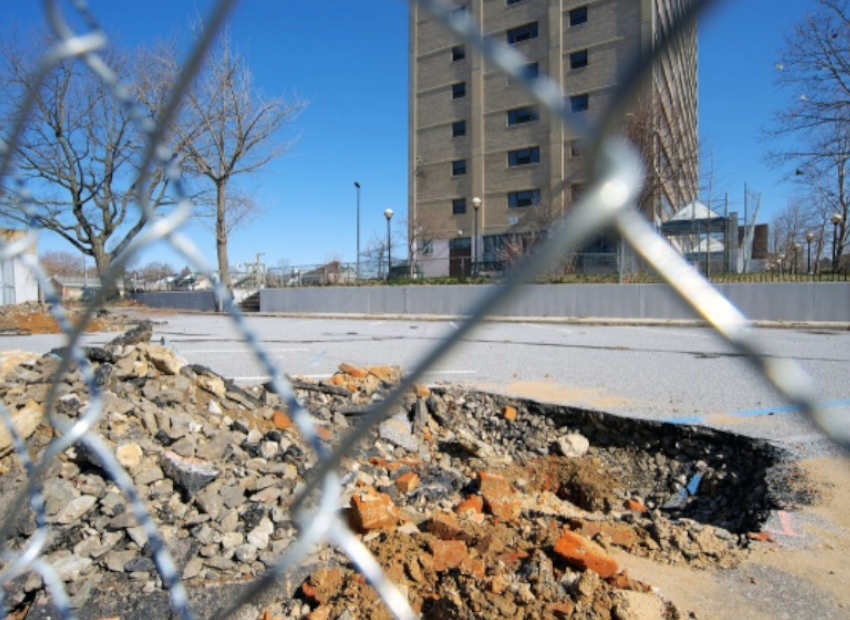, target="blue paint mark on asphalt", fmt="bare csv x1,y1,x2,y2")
311,350,327,366
665,398,850,425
